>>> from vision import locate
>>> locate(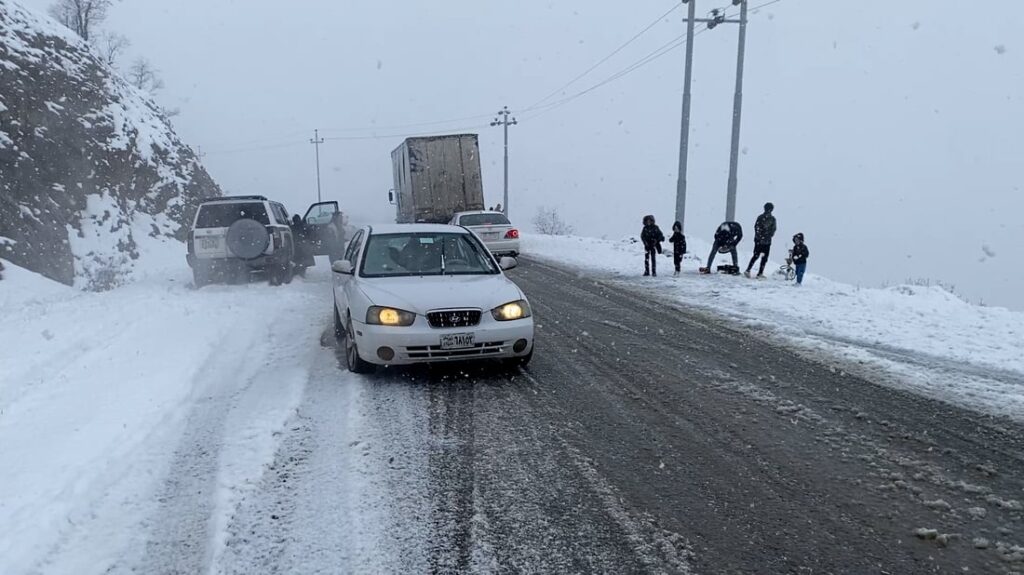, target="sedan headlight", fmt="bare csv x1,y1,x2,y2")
366,306,416,326
492,300,532,321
